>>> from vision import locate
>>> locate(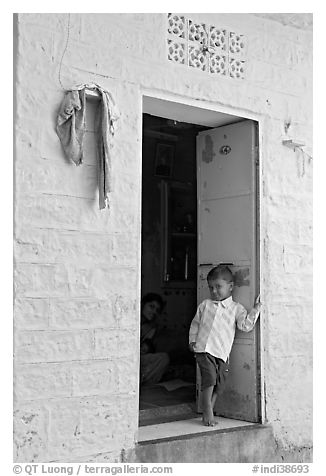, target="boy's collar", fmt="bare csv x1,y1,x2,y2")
212,295,233,308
